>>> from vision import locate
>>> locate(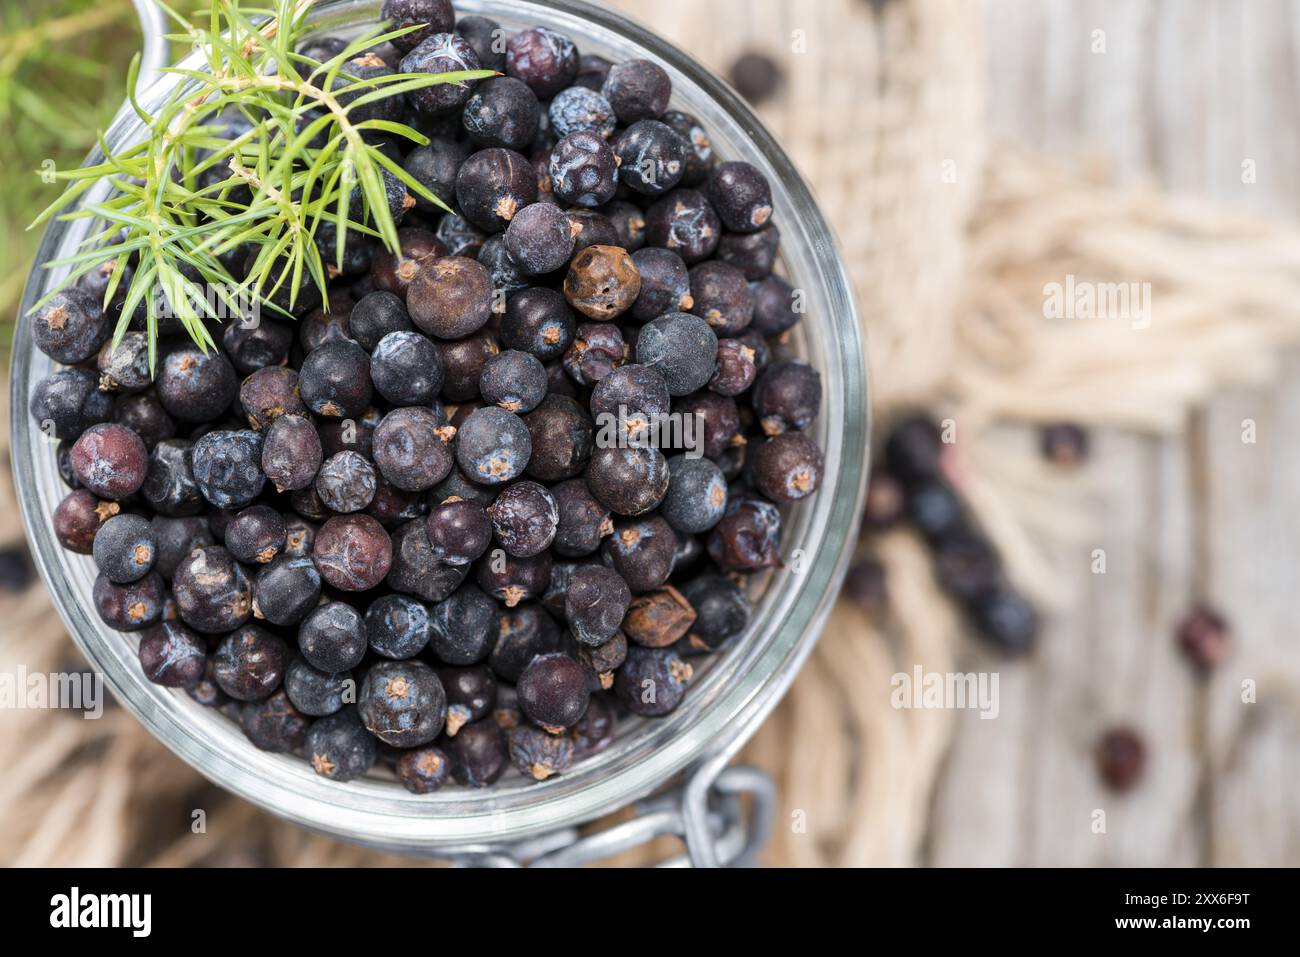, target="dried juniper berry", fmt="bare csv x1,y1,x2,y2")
587,446,670,518
571,693,615,756
31,287,110,364
213,625,289,701
408,257,495,341
70,423,148,500
970,589,1037,653
717,222,780,280
400,33,482,115
313,514,393,591
602,515,676,592
577,631,627,689
299,340,372,419
225,505,287,565
222,317,293,375
387,518,468,601
1096,727,1145,792
506,26,578,97
435,210,487,258
549,131,619,208
96,331,151,393
477,548,552,607
440,665,497,735
564,245,642,321
551,479,612,557
299,601,367,674
707,497,781,572
306,707,377,782
30,368,113,442
438,332,500,401
662,454,728,534
296,292,357,352
636,312,718,396
92,513,156,584
602,199,646,252
688,261,753,335
615,645,692,717
752,359,821,434
367,475,427,529
729,51,783,105
565,564,631,647
314,451,378,514
752,432,824,503
494,682,523,728
679,575,751,654
369,228,446,299
478,350,546,414
566,211,619,259
708,161,774,232
252,555,322,626
400,133,468,211
1041,421,1089,467
661,109,715,187
156,345,238,423
348,291,413,351
623,585,696,648
603,58,671,123
114,392,174,450
372,406,454,493
614,120,686,196
150,516,213,579
261,414,322,492
933,532,1001,604
644,188,721,264
709,339,758,397
562,321,625,385
392,744,450,793
549,85,616,139
503,202,576,275
456,14,507,70
368,331,444,407
750,275,800,337
54,490,119,554
365,593,431,660
428,583,498,664
501,287,575,361
240,689,310,752
191,429,266,508
490,481,559,557
239,366,306,432
517,652,589,731
463,76,540,151
426,497,492,565
509,723,574,780
1177,605,1230,671
138,621,207,688
446,717,507,786
906,480,963,542
142,439,203,516
173,545,252,633
592,362,668,435
629,247,693,322
456,405,532,485
283,516,317,558
455,148,538,232
94,571,165,631
359,659,447,747
490,601,562,680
